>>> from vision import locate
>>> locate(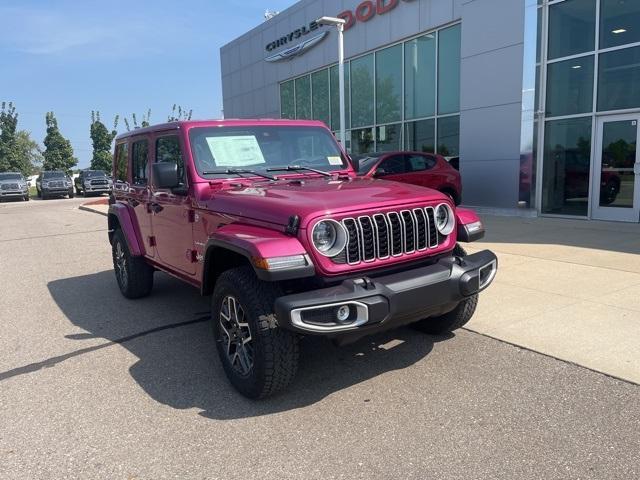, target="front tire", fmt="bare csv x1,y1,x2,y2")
212,266,299,399
111,229,154,299
413,244,478,334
